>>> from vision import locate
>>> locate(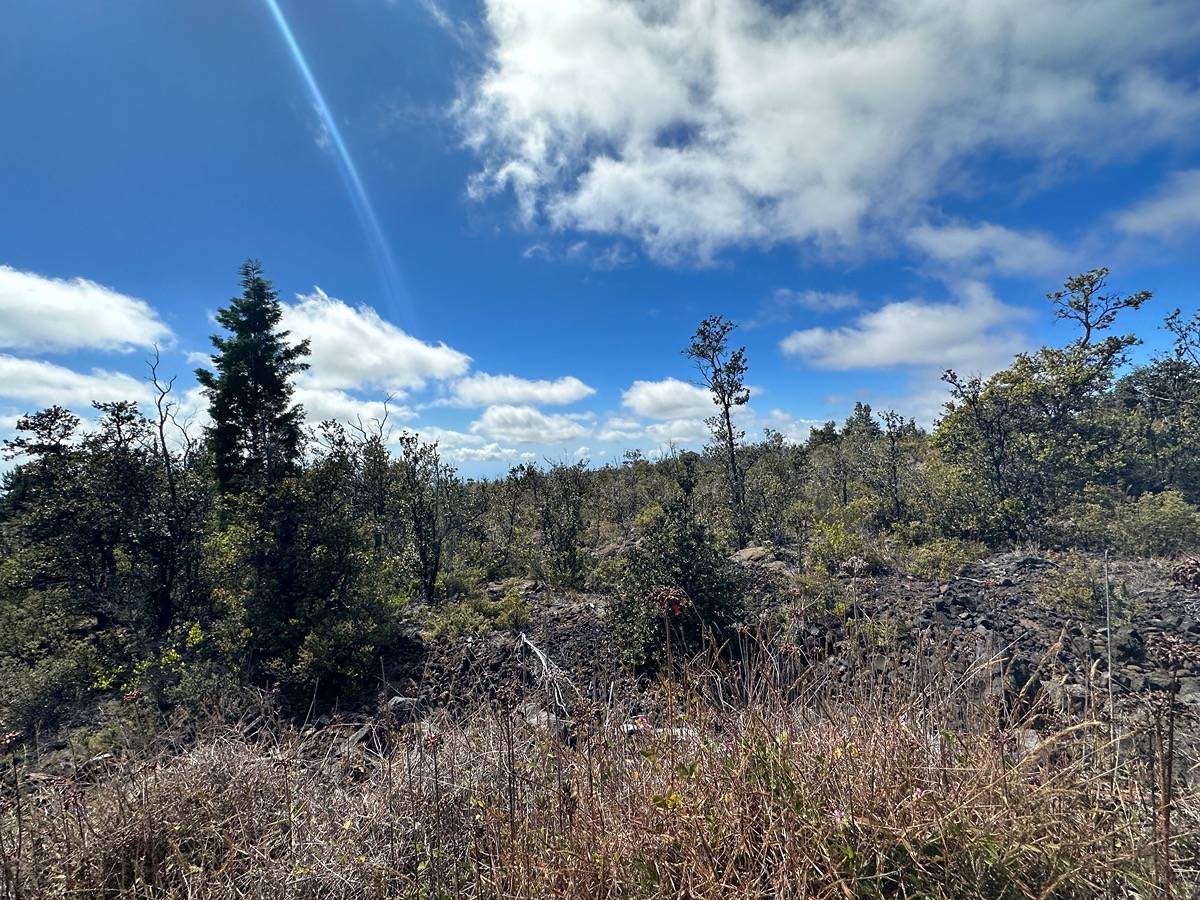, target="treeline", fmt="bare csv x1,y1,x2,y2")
1,263,1198,734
